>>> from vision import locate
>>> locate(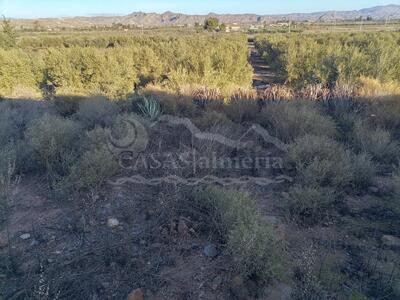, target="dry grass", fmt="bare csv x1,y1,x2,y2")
260,84,294,101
